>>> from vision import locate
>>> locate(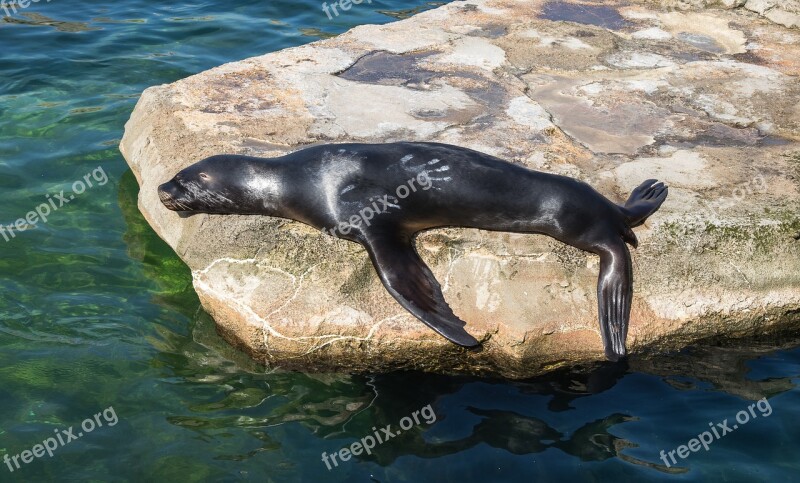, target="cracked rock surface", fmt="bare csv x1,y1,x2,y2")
121,0,800,378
